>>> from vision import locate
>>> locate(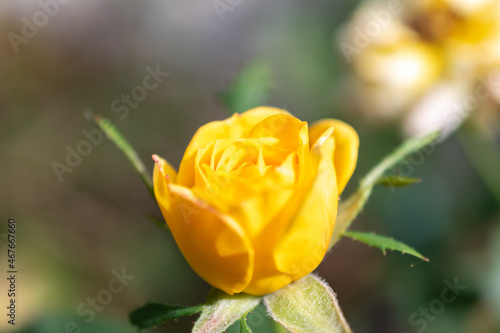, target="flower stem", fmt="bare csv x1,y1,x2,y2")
93,115,155,198
329,131,441,248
